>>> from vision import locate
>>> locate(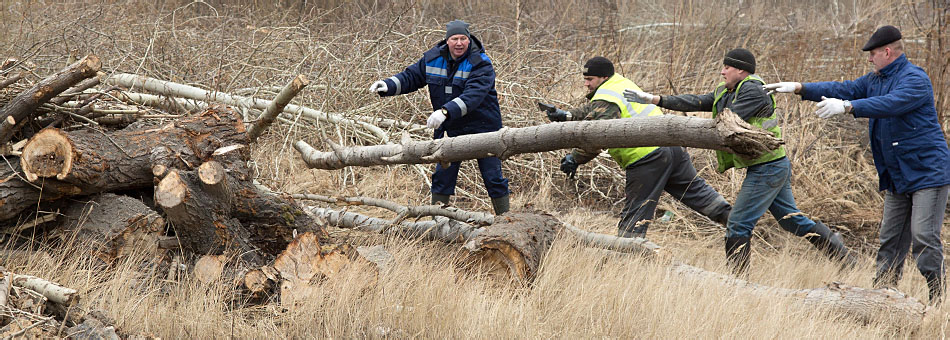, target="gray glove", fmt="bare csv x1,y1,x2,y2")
538,102,571,122
623,89,656,104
